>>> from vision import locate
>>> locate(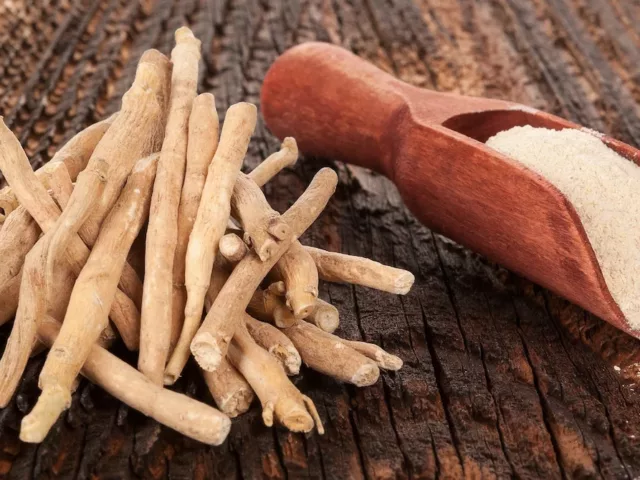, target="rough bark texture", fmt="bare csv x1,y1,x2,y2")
1,0,640,478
